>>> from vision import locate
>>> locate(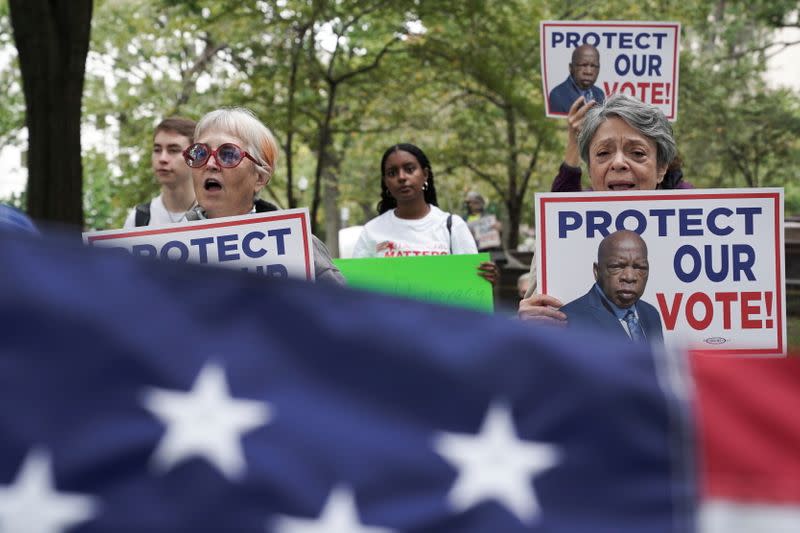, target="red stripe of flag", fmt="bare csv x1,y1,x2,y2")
691,352,800,504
